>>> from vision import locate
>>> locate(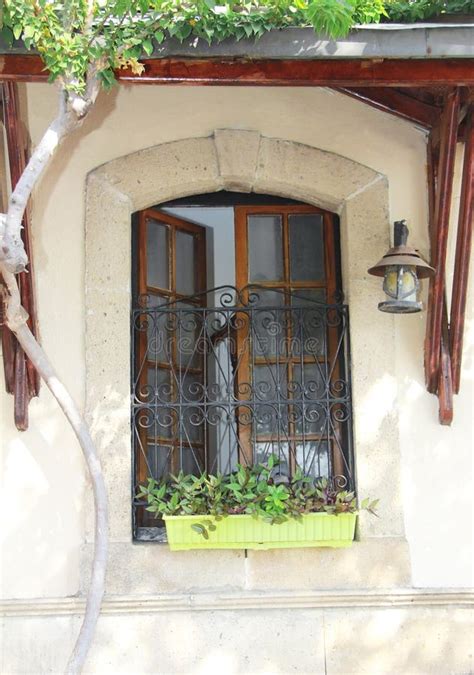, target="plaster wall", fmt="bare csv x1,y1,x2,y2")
2,603,473,675
0,84,472,620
